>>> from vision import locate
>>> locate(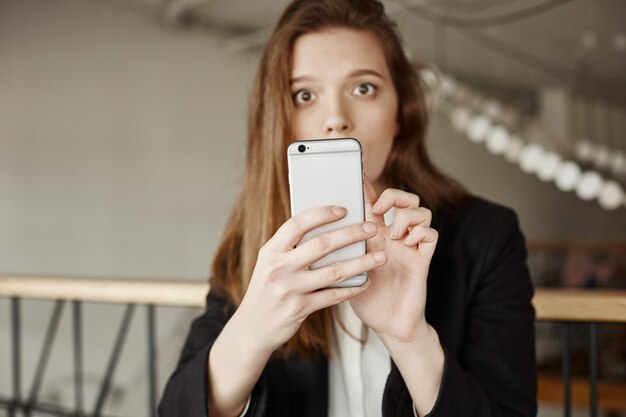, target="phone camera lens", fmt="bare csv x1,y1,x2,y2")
298,144,306,153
